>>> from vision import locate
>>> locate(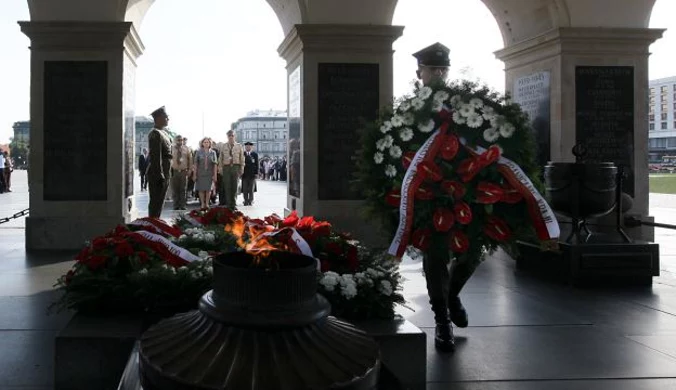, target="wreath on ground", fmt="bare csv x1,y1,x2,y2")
354,79,557,266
